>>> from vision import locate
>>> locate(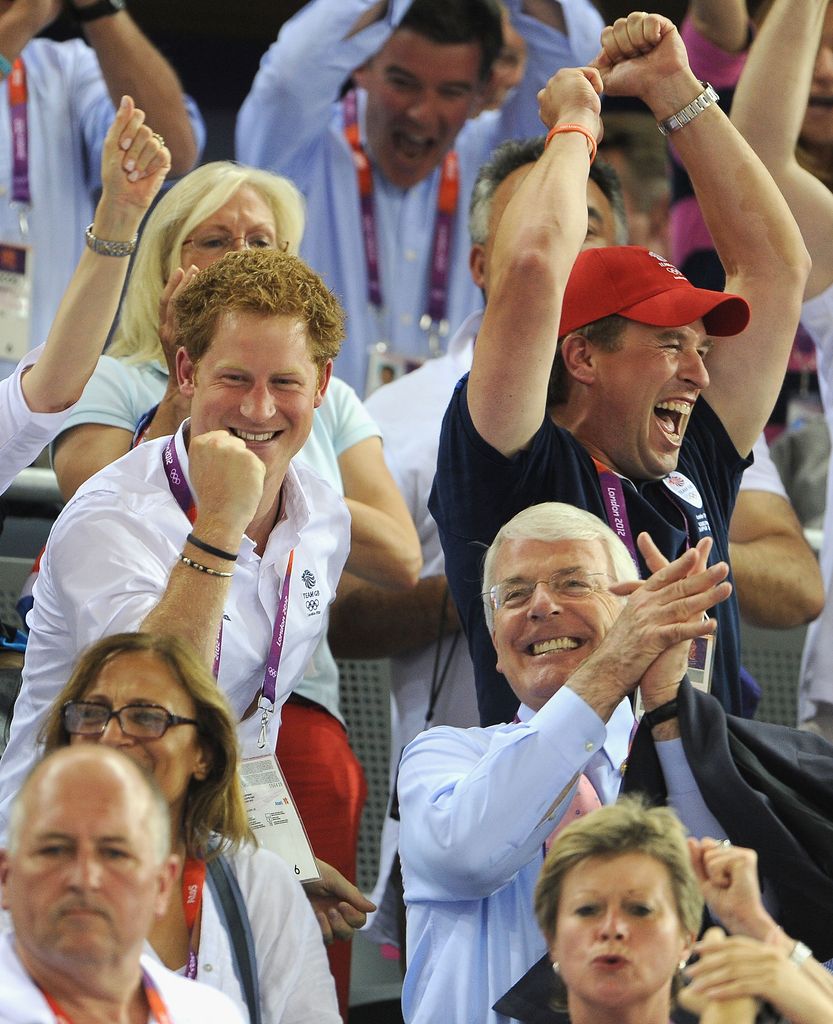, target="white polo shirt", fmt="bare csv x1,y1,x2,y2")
0,421,350,836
